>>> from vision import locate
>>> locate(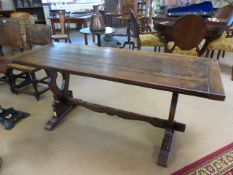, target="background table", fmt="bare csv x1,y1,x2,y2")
153,15,227,55
49,13,93,28
80,27,116,46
